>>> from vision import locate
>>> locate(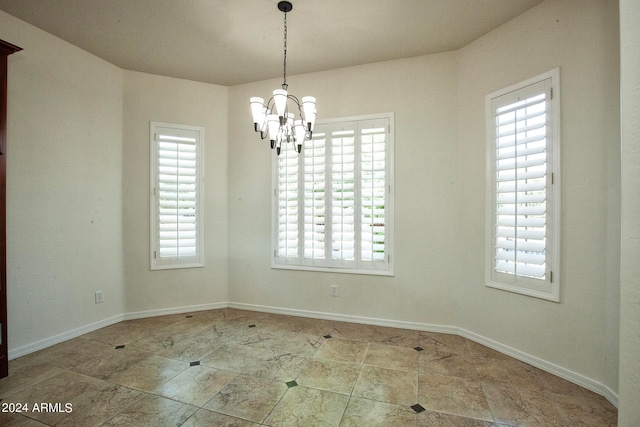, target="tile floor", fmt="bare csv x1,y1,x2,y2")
0,308,617,426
